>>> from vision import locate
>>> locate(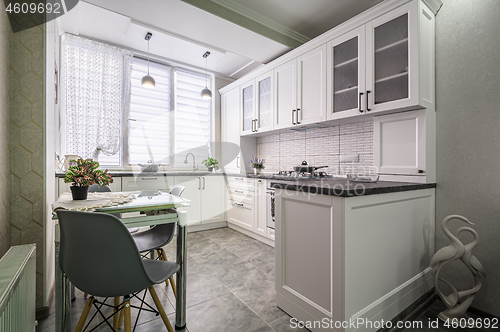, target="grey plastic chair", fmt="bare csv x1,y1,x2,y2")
57,210,178,332
131,186,185,297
